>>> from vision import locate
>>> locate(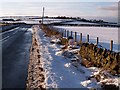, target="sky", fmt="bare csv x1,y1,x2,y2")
0,0,119,22
0,0,119,2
